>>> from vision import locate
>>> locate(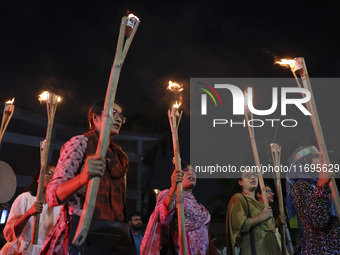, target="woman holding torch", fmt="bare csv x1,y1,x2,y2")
286,146,340,255
255,183,287,231
226,170,281,255
40,99,130,255
256,182,287,254
141,161,218,255
0,164,61,255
